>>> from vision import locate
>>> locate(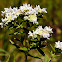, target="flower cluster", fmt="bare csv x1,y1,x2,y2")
1,7,20,24
28,26,53,39
0,3,47,26
0,4,53,40
55,41,62,50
